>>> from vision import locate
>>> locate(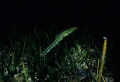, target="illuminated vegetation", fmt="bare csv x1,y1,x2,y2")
0,27,113,82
